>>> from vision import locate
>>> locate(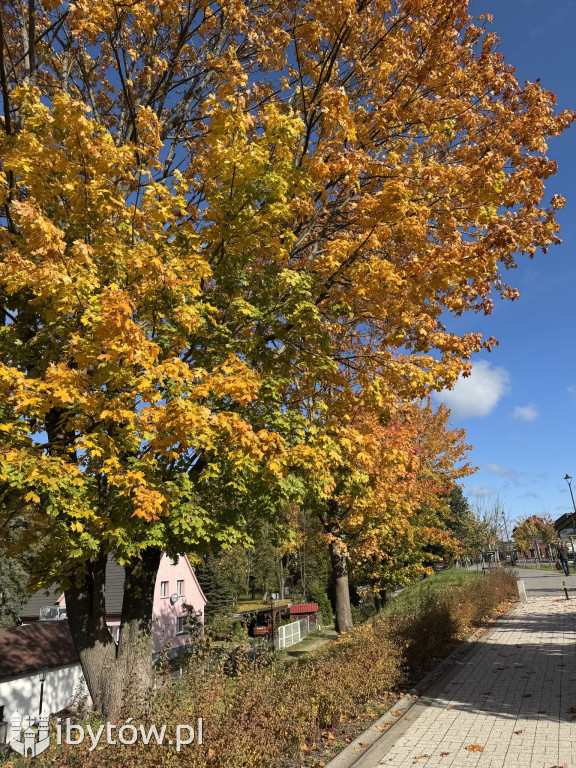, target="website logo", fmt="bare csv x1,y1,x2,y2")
10,711,50,758
8,712,203,757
